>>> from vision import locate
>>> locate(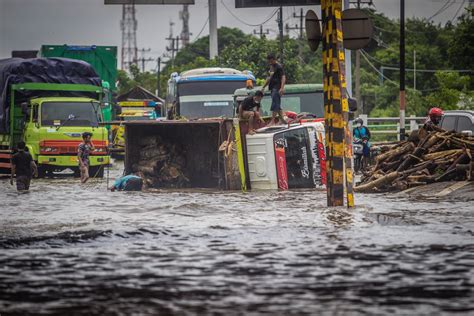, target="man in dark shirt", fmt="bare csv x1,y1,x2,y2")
238,90,264,134
11,141,38,191
262,53,286,125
